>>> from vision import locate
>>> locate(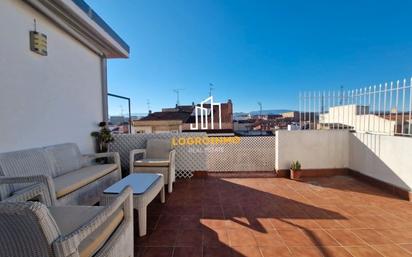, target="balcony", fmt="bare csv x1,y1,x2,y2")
1,120,411,257
105,129,412,257
4,1,411,257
